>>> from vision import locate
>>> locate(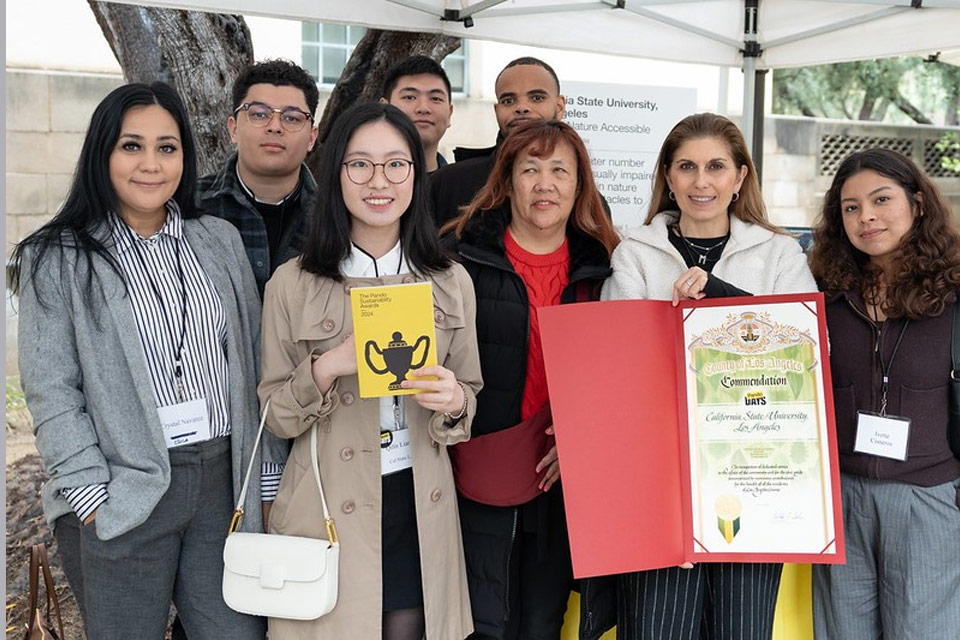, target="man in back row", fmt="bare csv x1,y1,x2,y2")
381,54,455,174
430,56,566,227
